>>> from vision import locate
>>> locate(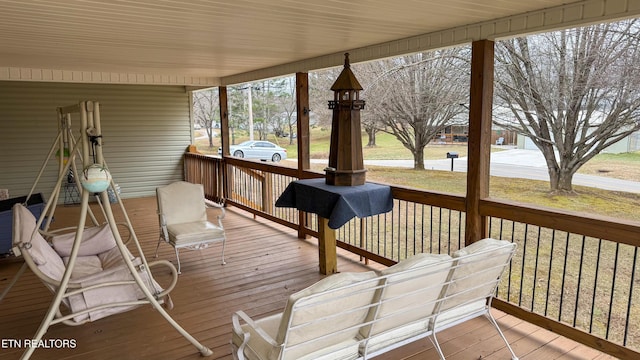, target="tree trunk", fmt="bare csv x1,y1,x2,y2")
557,171,574,192
206,124,214,148
366,128,377,147
549,167,575,193
288,123,294,145
413,147,425,170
